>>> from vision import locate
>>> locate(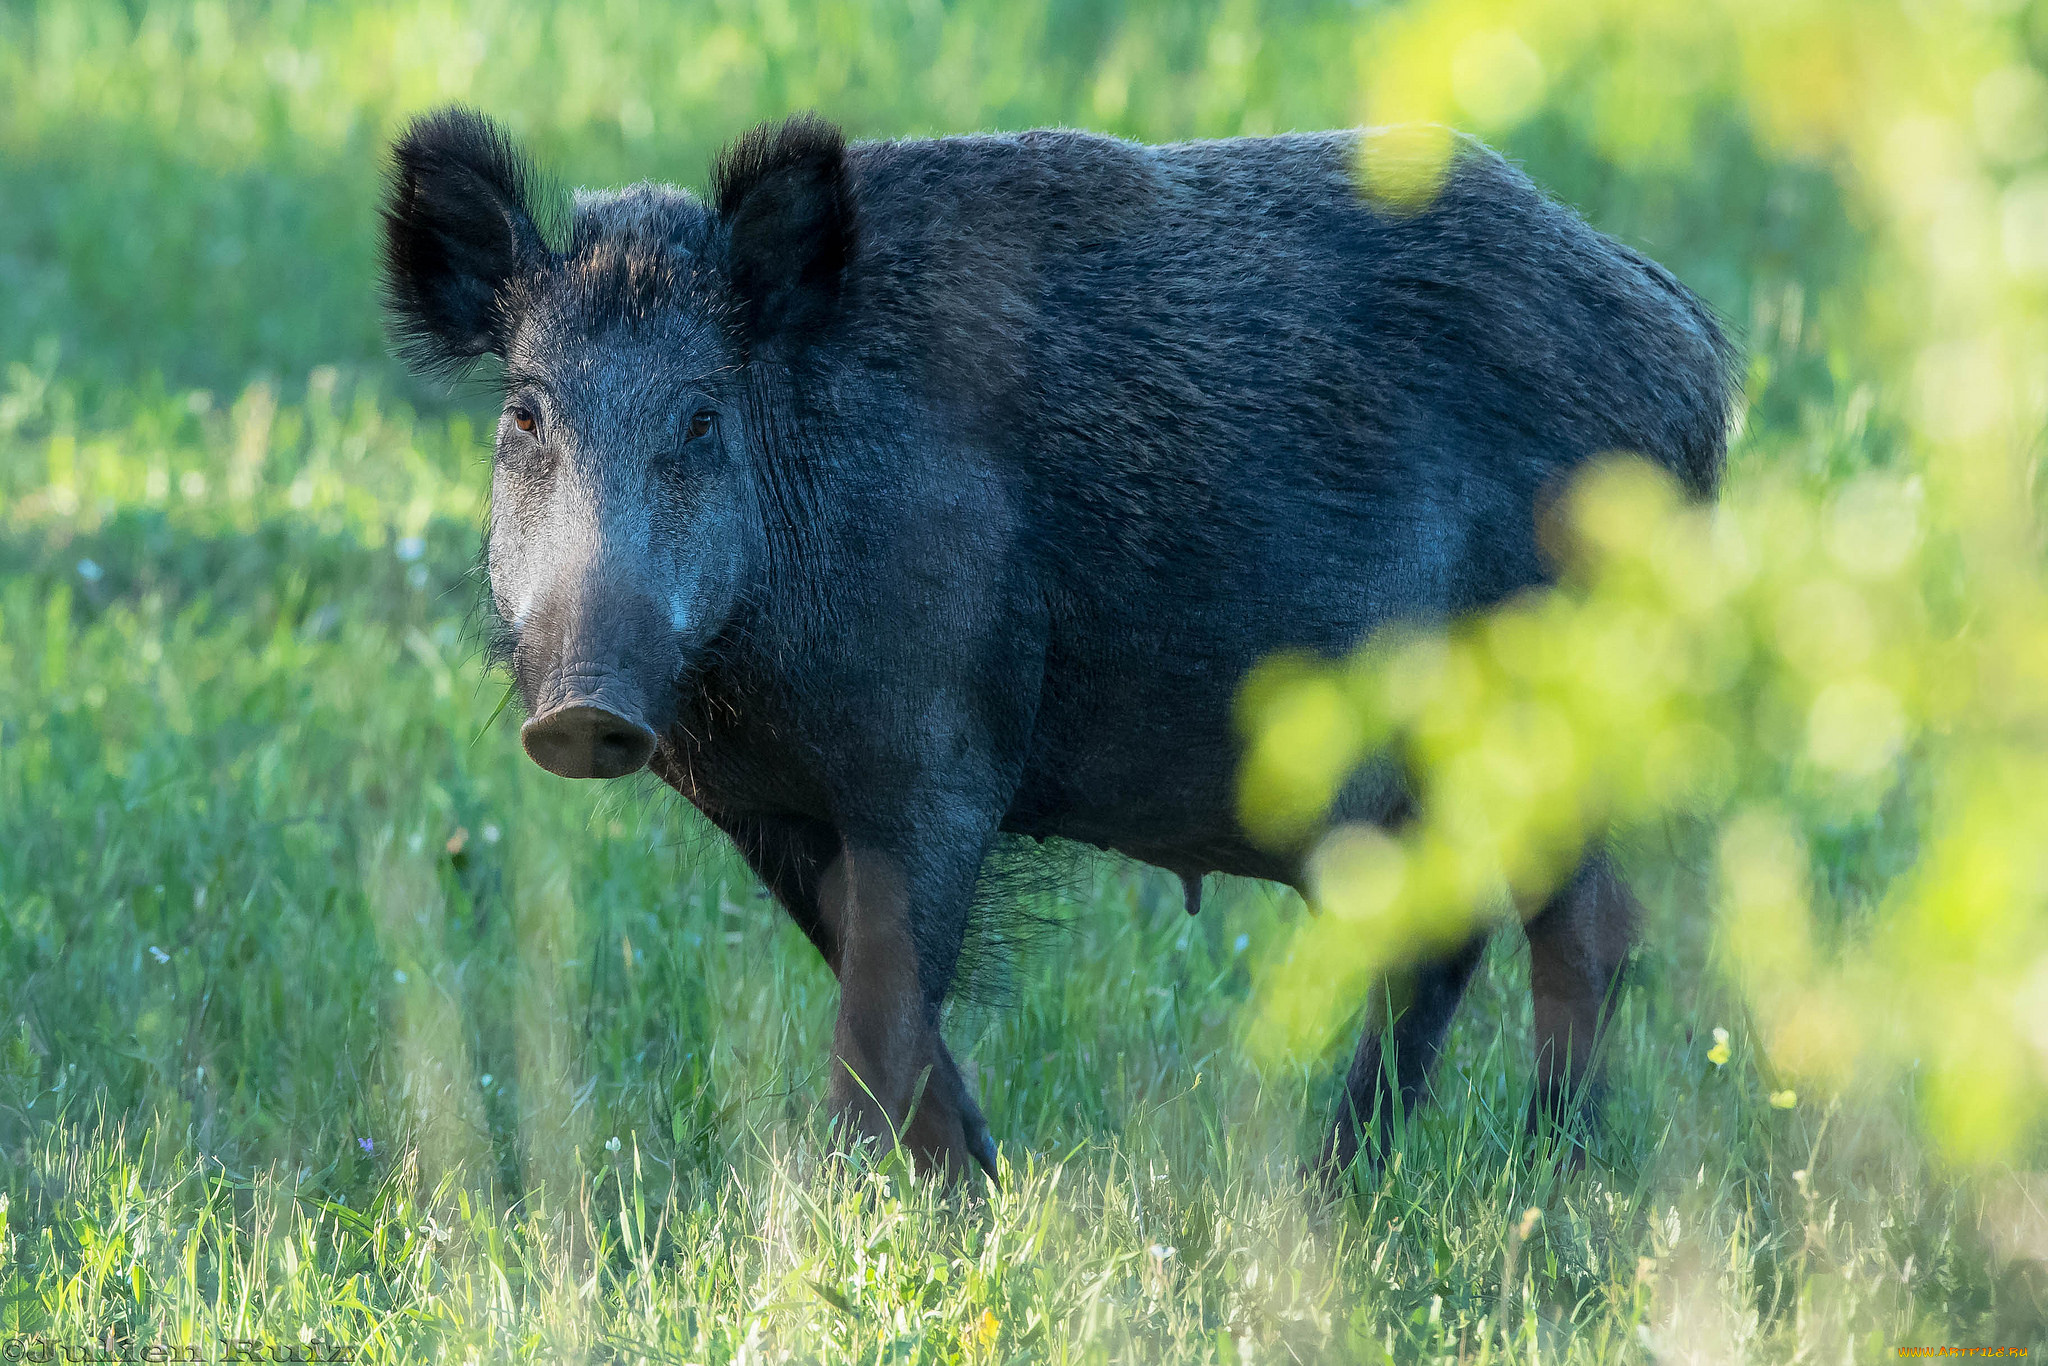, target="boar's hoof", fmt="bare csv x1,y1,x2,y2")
522,704,657,779
963,1113,999,1184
